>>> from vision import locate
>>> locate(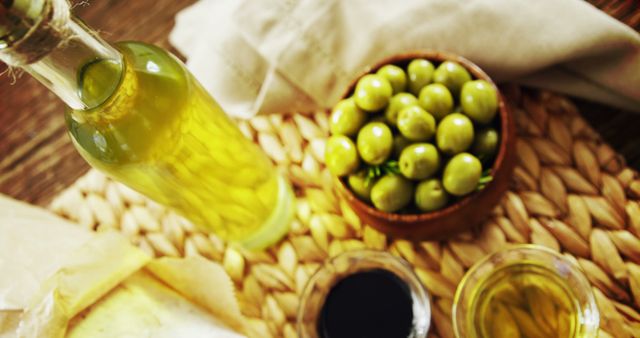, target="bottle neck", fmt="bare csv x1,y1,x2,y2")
1,0,122,110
